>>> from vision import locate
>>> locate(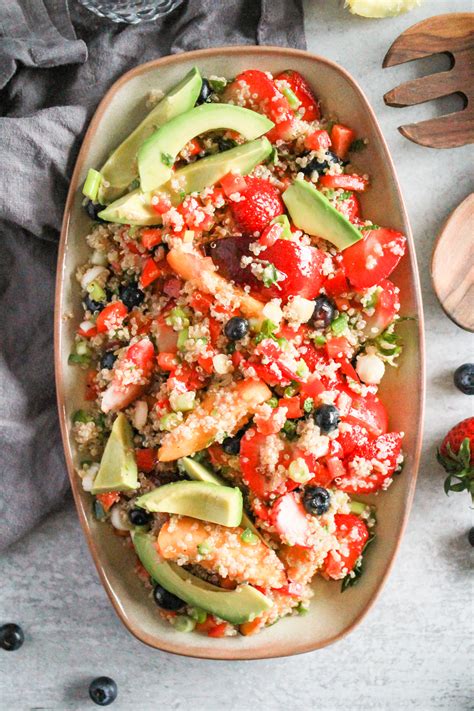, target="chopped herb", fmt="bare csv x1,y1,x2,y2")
241,528,259,545
197,540,214,556
313,334,327,346
68,353,91,367
261,263,284,289
303,397,314,413
296,602,309,615
282,419,298,440
267,396,279,409
177,327,189,351
337,191,353,202
161,152,174,167
72,409,94,424
349,138,366,152
284,384,298,398
330,312,349,336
